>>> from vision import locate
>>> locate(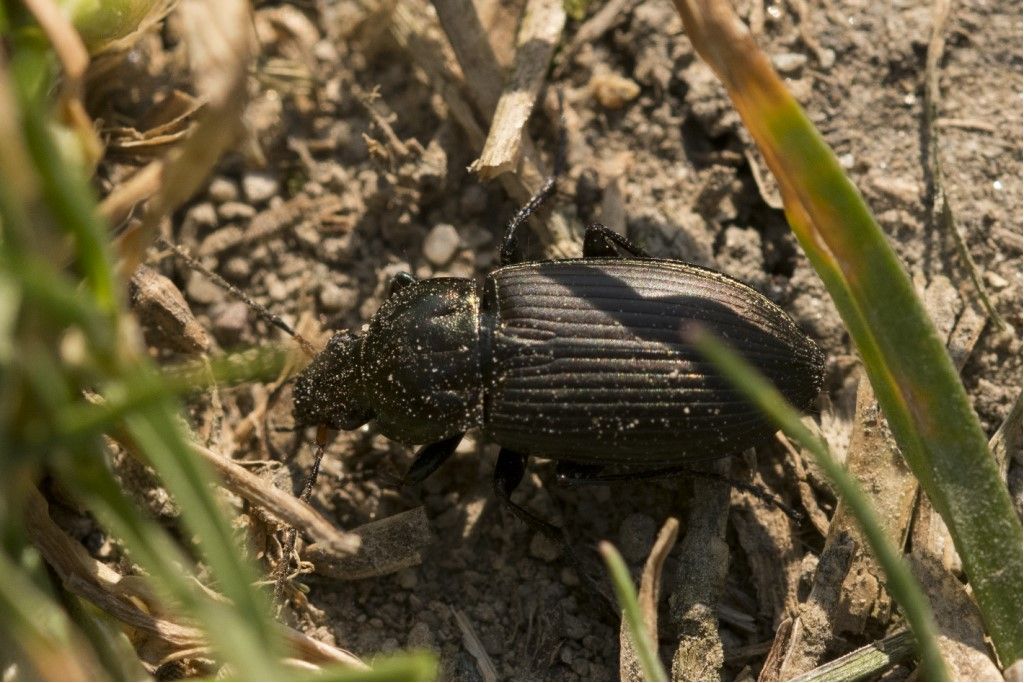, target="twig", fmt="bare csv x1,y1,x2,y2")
620,517,679,681
922,0,1005,329
469,0,566,178
187,439,360,557
668,459,730,680
420,0,576,257
793,630,916,681
156,236,317,358
452,607,499,681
